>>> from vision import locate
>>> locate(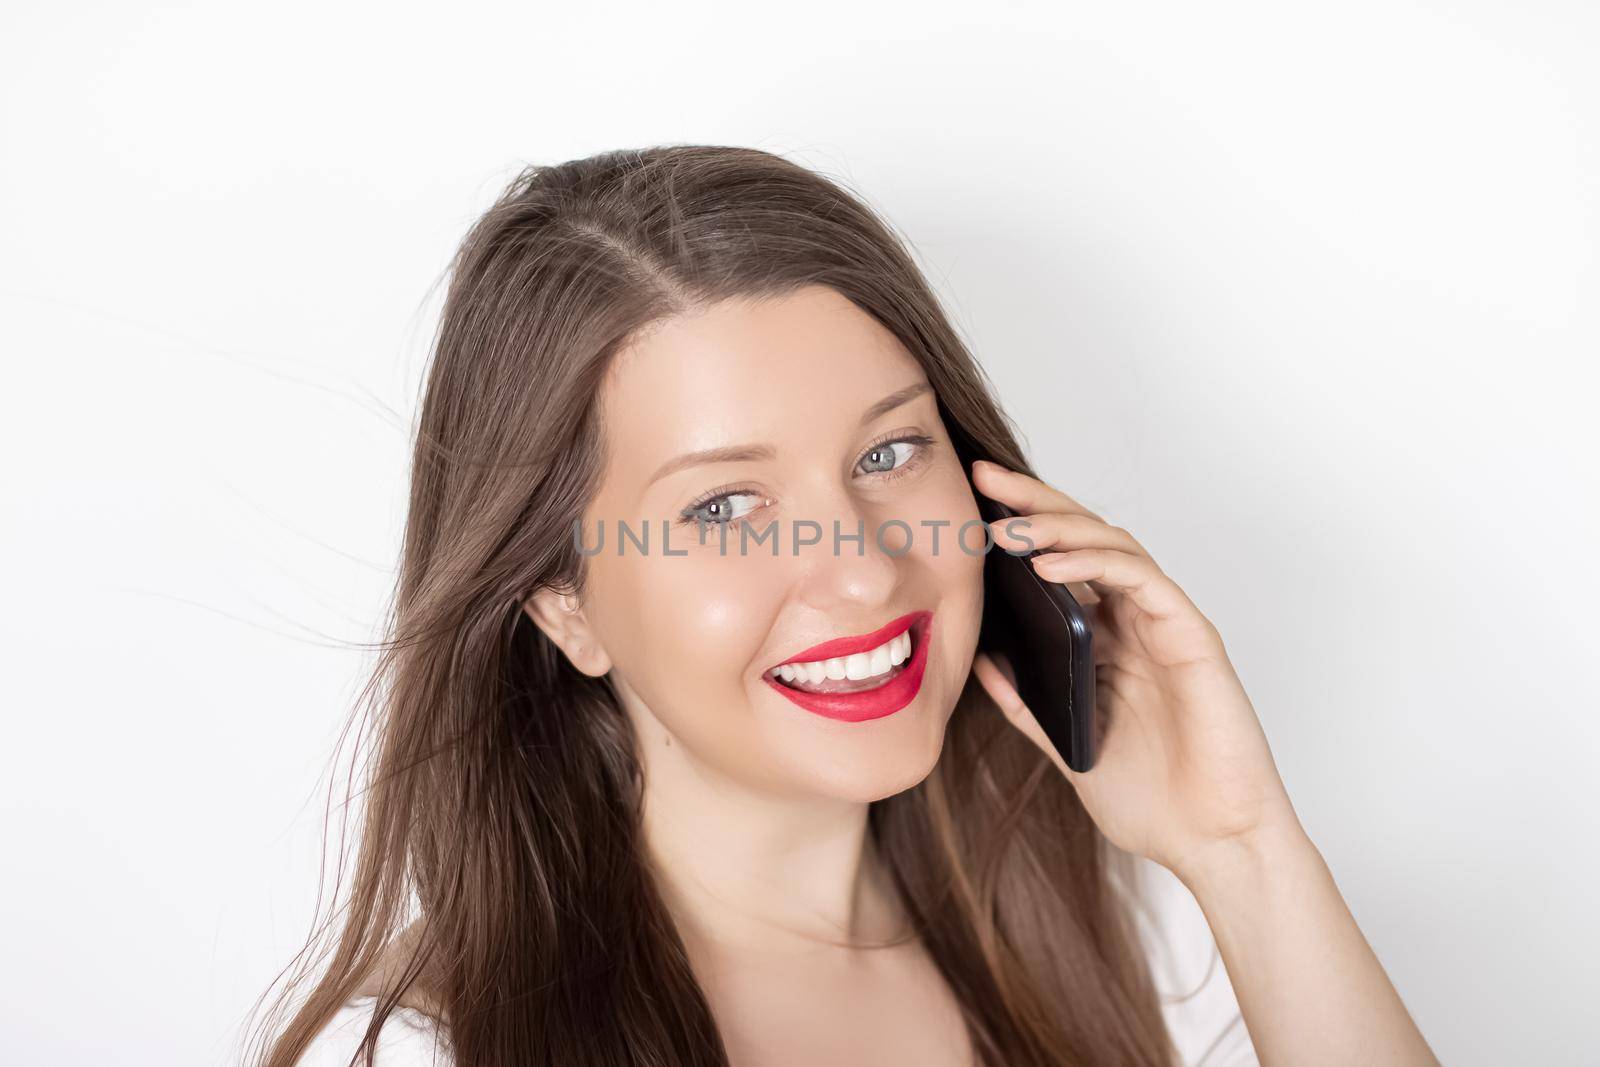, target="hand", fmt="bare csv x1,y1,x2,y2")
969,459,1304,881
